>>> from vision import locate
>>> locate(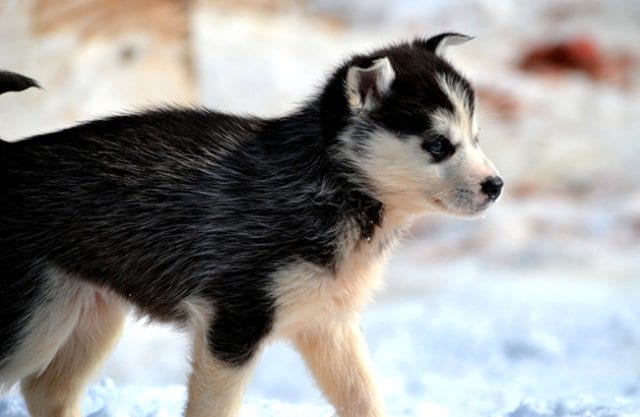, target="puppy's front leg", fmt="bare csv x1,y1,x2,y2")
184,306,263,417
185,349,257,417
293,317,385,417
